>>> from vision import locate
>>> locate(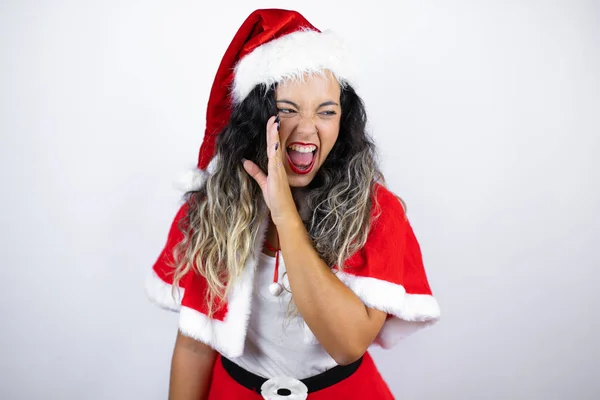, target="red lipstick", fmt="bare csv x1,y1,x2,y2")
286,142,318,175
